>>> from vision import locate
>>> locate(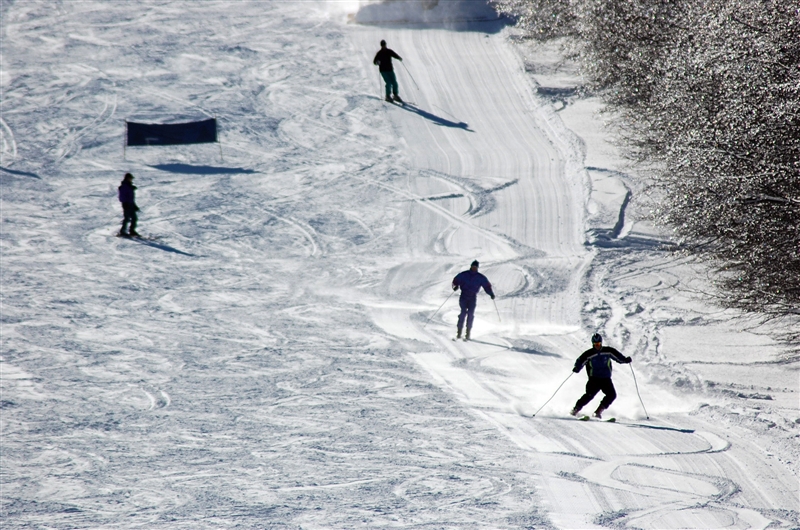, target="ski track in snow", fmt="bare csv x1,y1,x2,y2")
1,1,797,528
